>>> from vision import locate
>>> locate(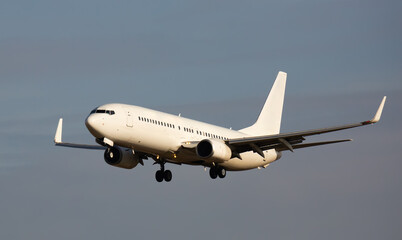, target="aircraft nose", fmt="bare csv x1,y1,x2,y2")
85,115,98,131
85,114,104,138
